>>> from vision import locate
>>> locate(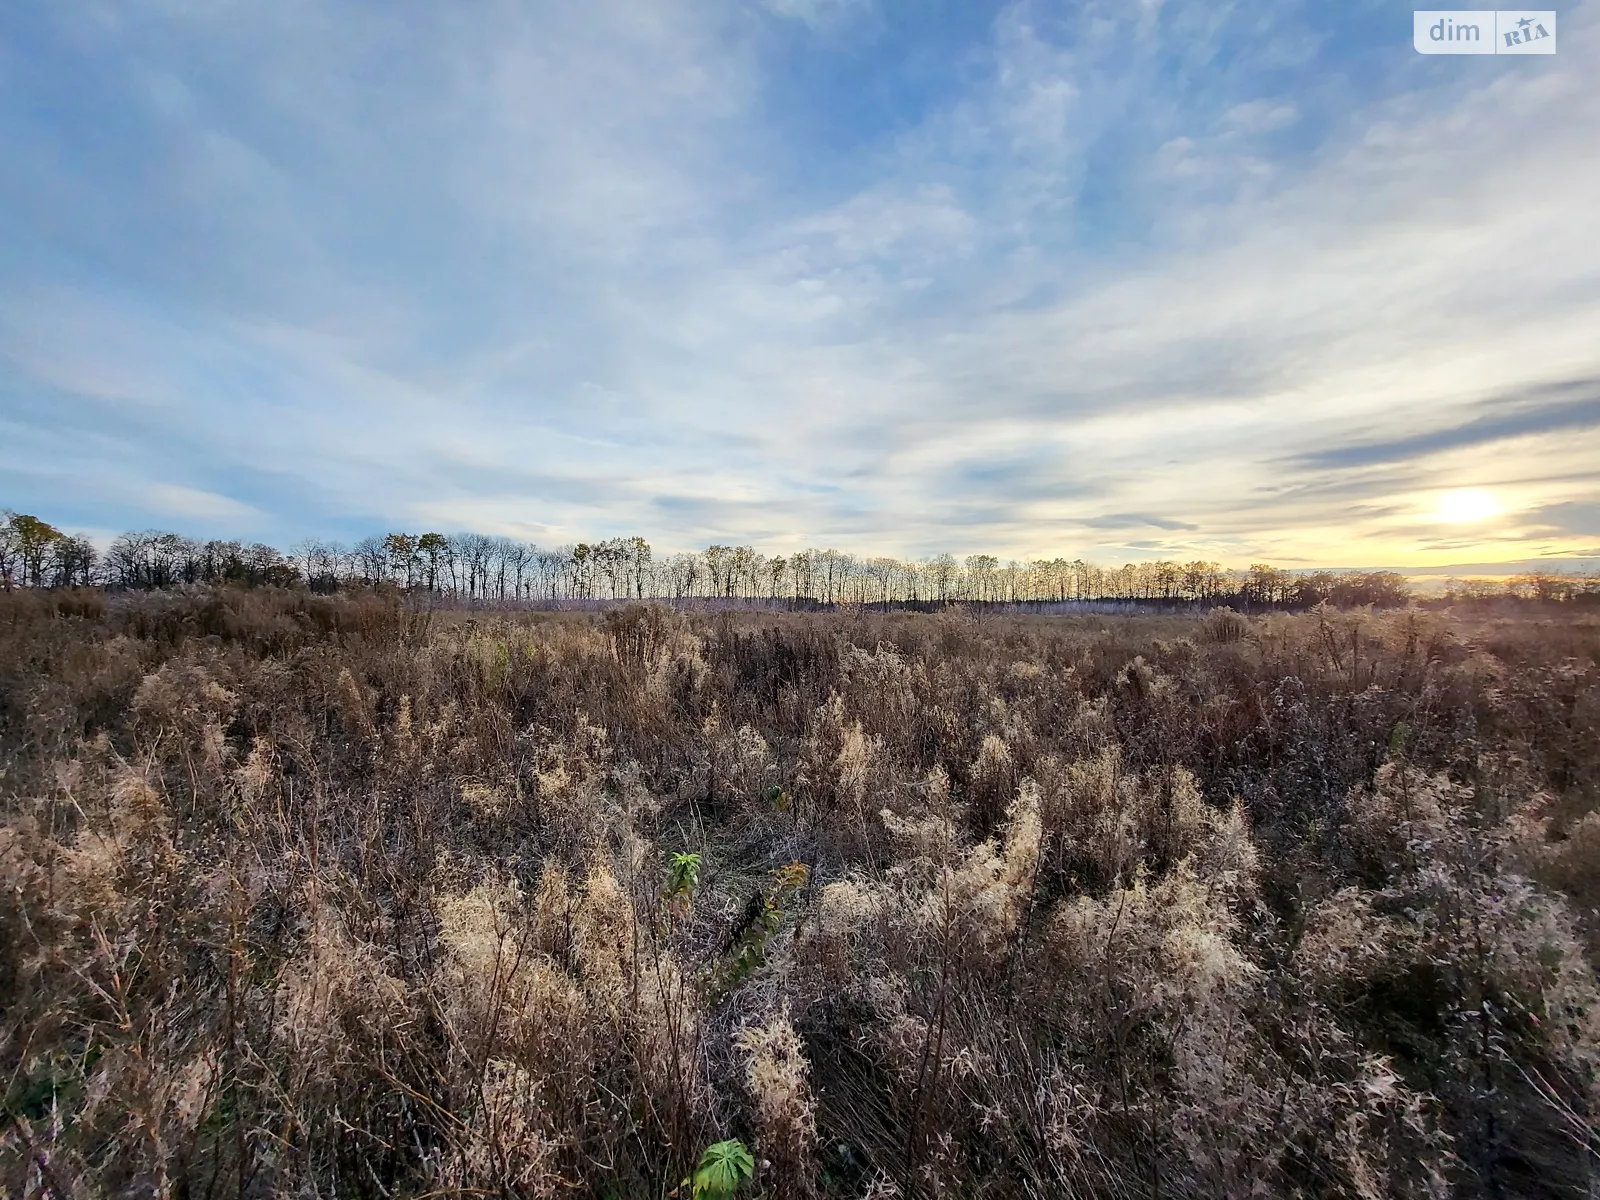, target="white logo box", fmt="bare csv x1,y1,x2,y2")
1414,10,1555,53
